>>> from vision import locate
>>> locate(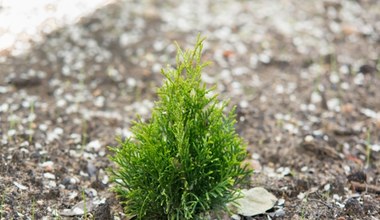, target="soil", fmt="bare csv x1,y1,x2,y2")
1,0,380,219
